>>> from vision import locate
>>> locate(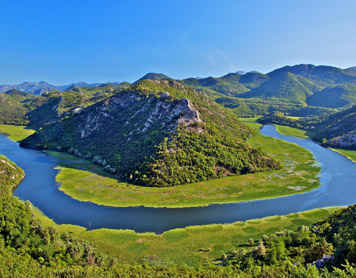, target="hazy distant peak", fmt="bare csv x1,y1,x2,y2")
236,70,247,75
